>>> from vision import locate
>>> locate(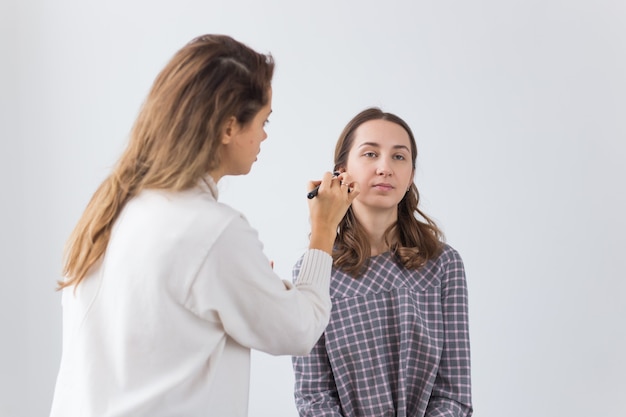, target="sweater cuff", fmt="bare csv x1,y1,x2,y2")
294,249,332,288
